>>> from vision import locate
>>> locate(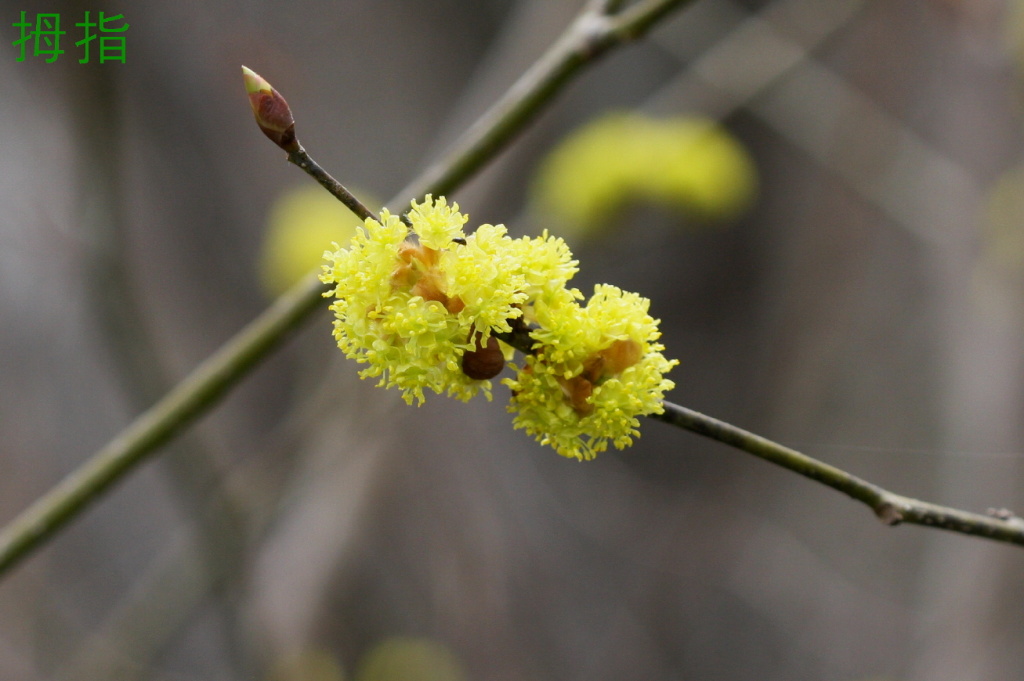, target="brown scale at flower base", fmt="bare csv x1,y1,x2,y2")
560,338,644,416
391,241,465,314
595,338,643,374
392,240,502,380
